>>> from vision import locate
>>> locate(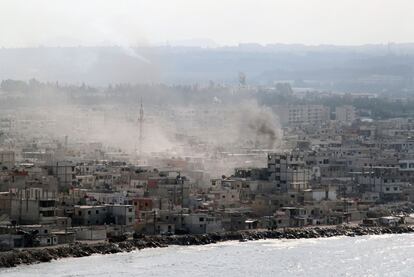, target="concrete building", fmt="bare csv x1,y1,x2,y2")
44,161,75,190
107,205,135,226
267,152,311,192
303,188,337,202
10,188,58,225
72,205,107,226
72,204,134,226
183,213,223,234
335,105,356,124
0,151,14,170
273,105,330,125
